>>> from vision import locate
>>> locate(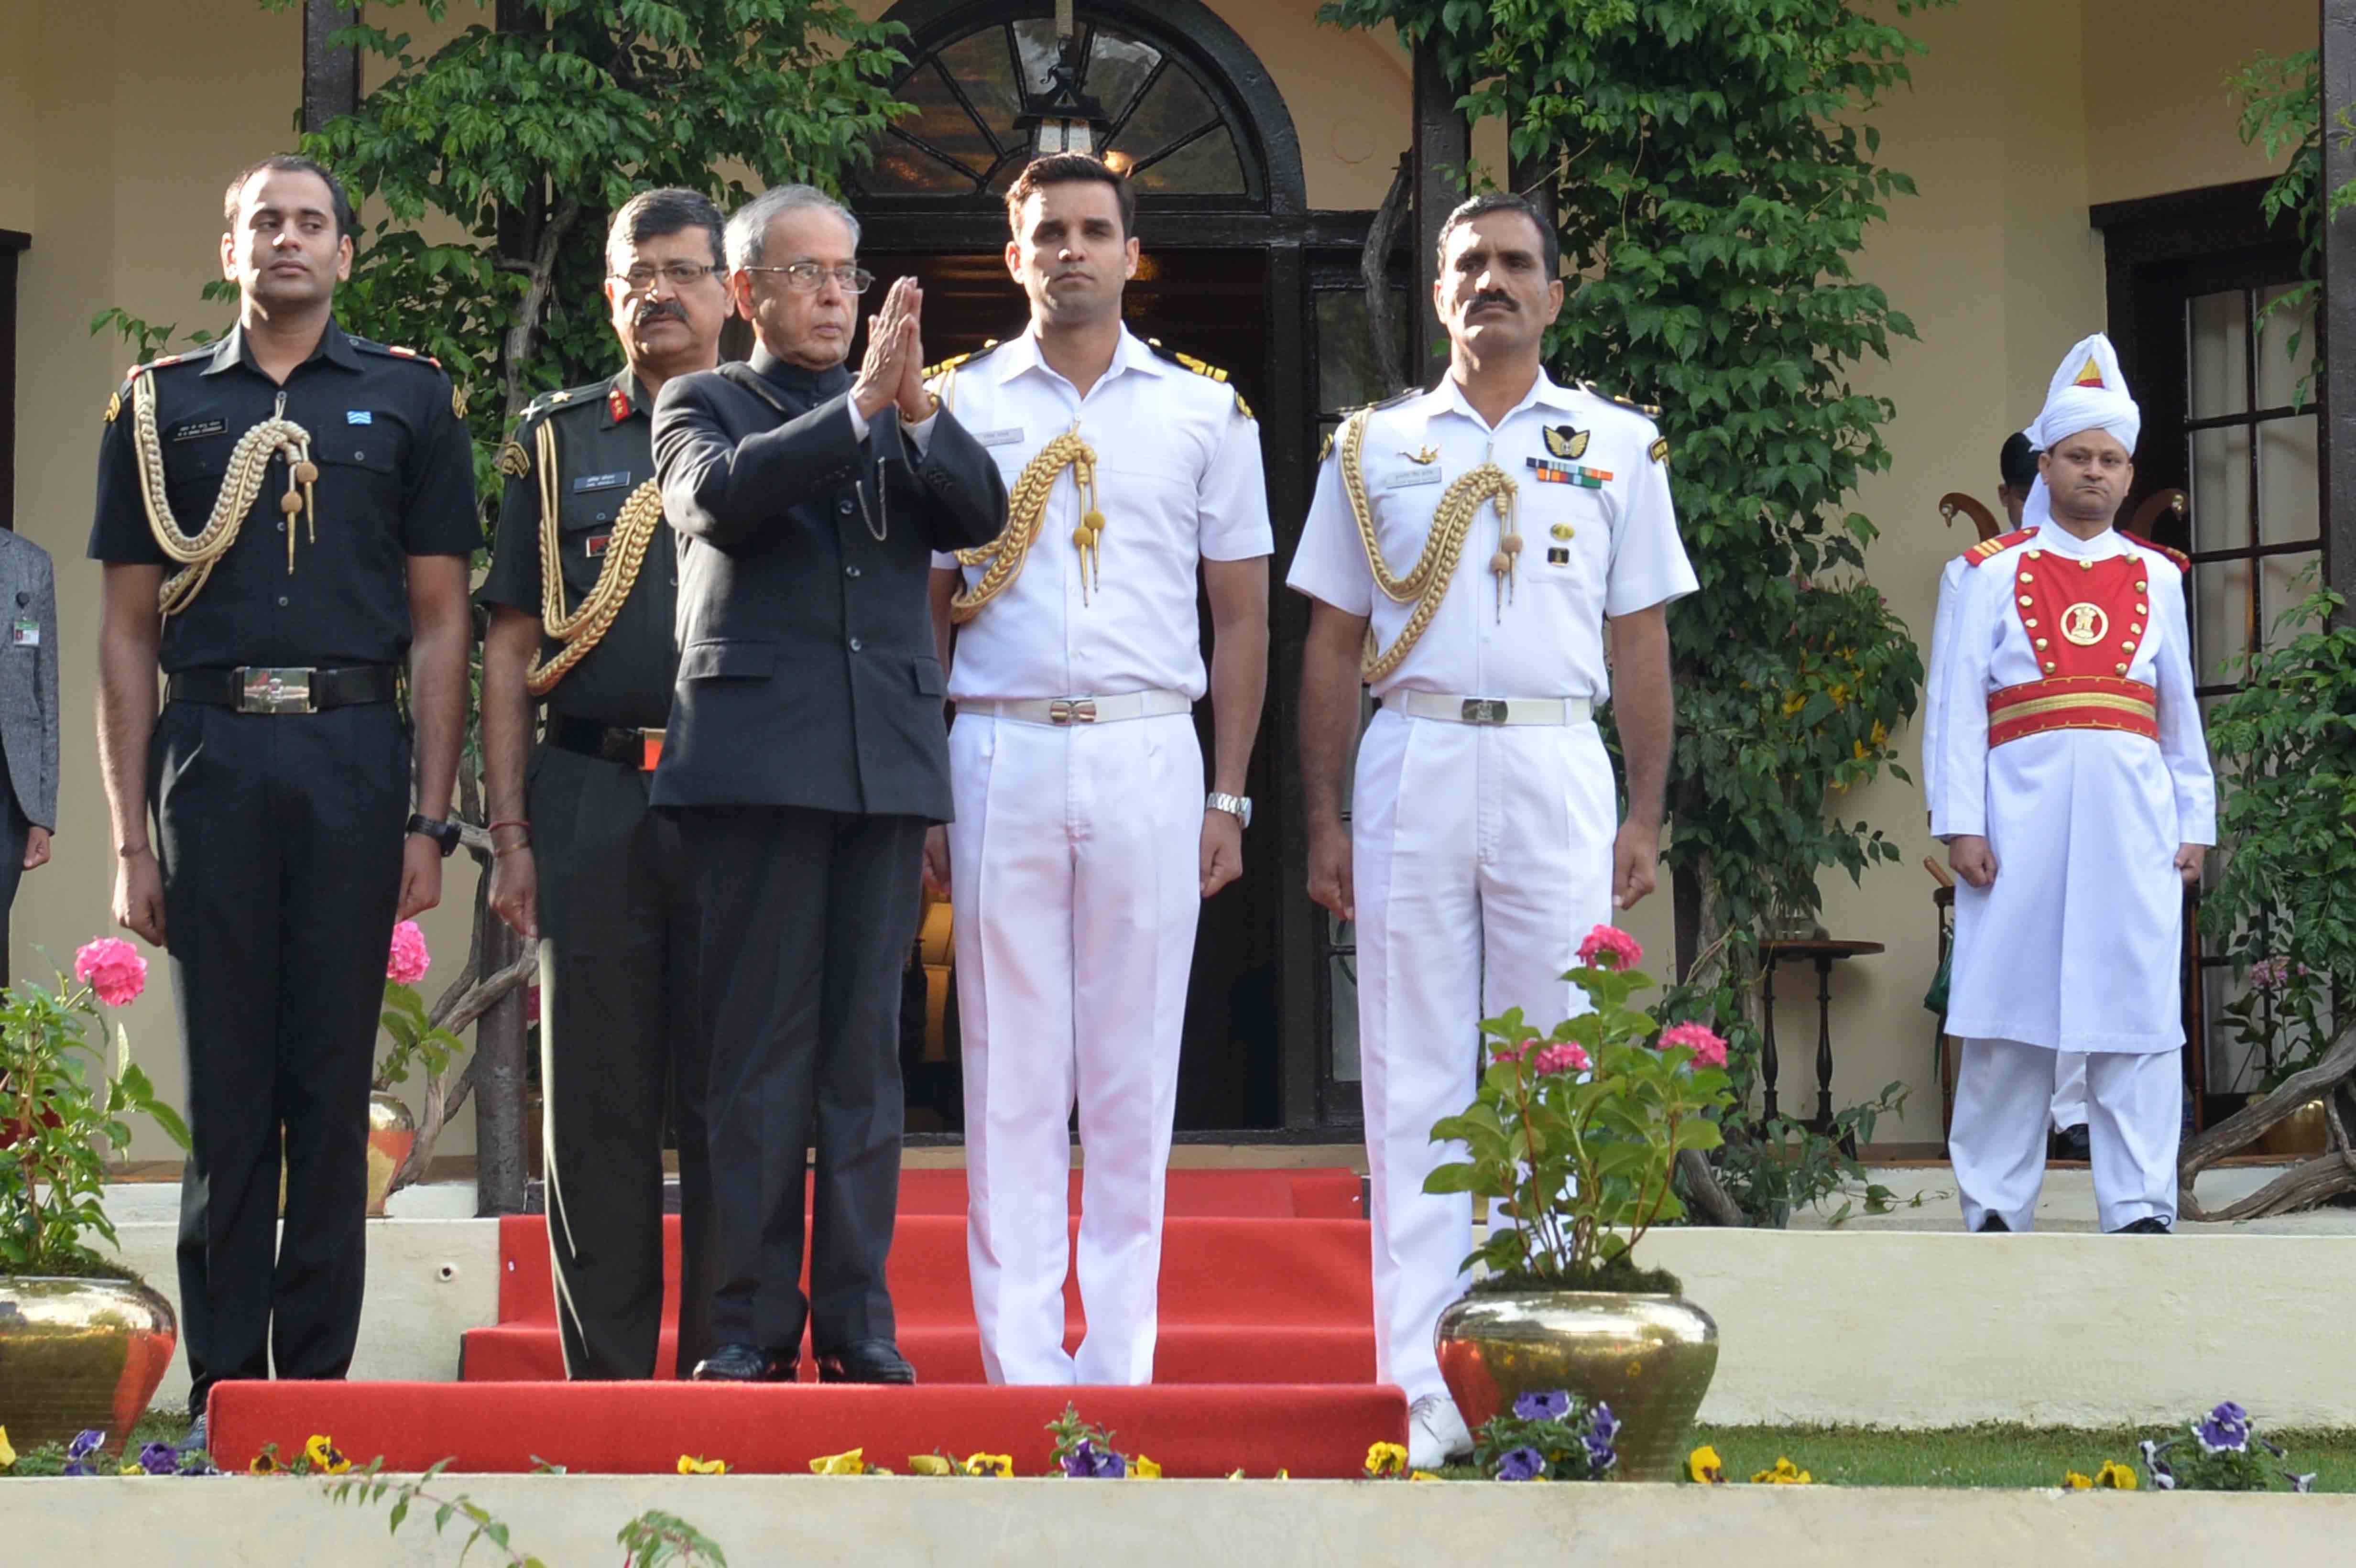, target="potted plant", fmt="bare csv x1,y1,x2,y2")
365,921,465,1214
0,939,190,1449
1426,924,1733,1481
